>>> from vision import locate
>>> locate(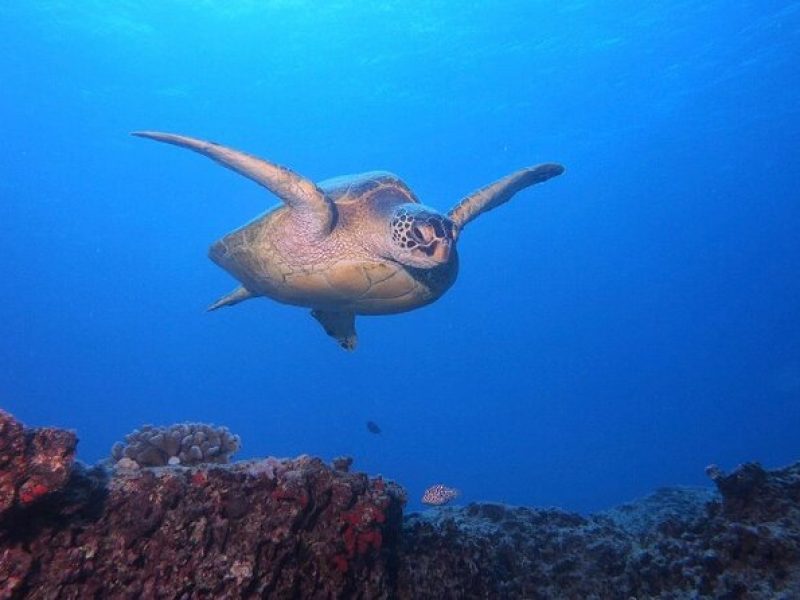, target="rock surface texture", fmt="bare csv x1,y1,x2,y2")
1,409,799,599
